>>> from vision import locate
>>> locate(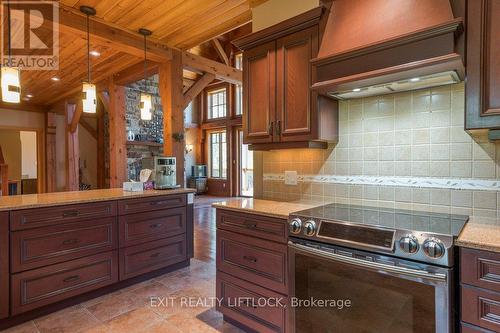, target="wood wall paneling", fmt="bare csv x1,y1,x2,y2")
46,112,57,193
65,103,79,191
159,50,185,186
